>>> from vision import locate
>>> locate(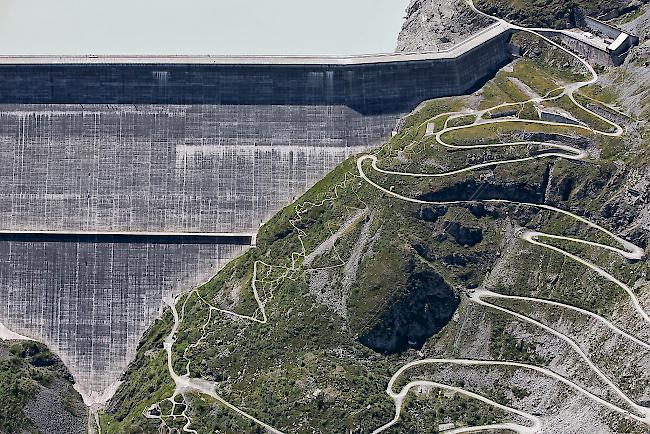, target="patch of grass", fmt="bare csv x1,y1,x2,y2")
479,74,530,110
441,121,591,146
402,98,466,132
612,4,648,25
100,312,176,433
510,60,561,96
447,115,477,128
488,315,547,365
394,388,512,432
476,0,635,29
578,84,618,104
519,101,540,120
510,32,591,84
